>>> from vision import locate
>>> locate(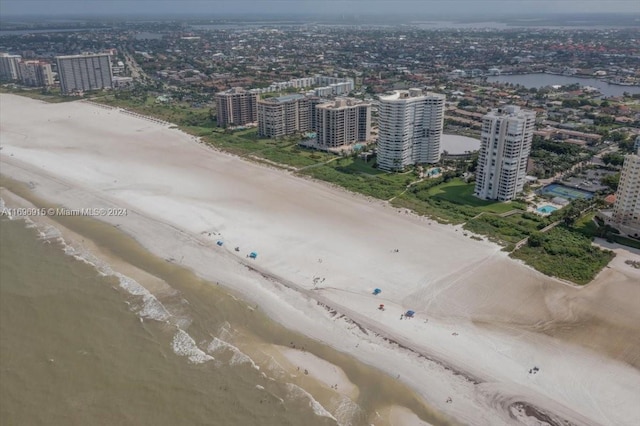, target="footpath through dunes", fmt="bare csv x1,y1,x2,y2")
2,94,640,426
